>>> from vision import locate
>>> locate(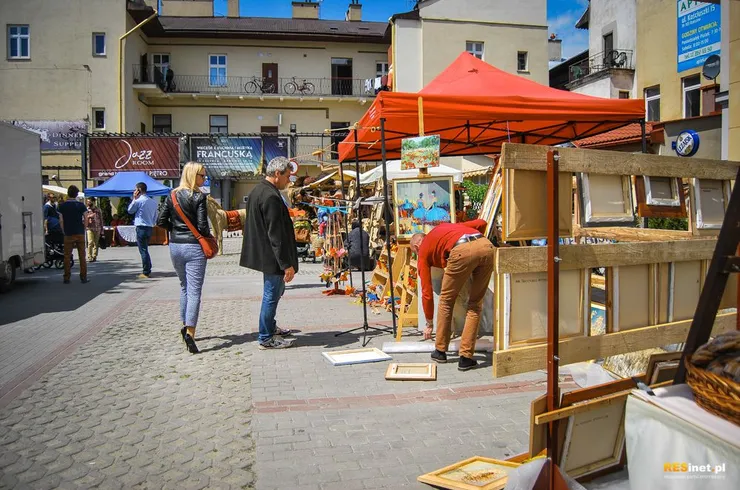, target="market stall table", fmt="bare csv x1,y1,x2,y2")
107,225,168,246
